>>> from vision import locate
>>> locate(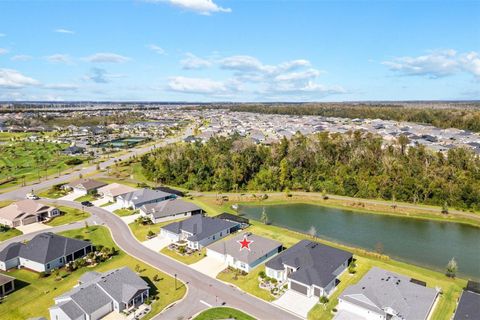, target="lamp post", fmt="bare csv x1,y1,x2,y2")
174,273,177,290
